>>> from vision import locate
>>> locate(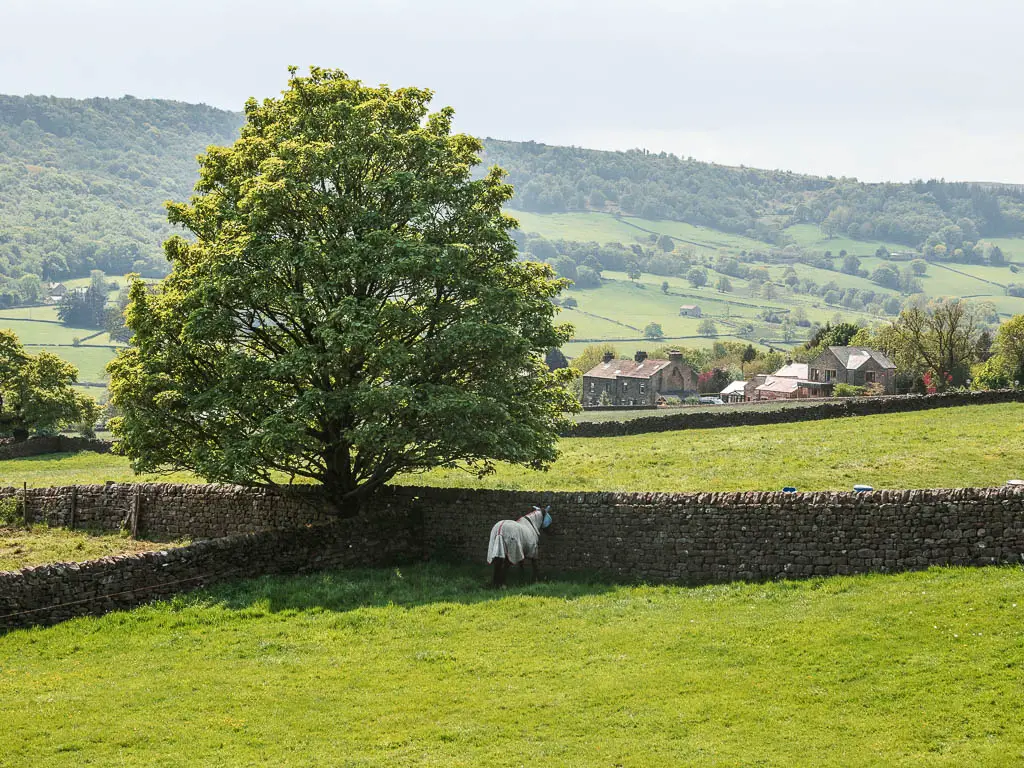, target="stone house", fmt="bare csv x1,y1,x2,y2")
678,304,701,318
808,346,896,394
582,350,697,407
